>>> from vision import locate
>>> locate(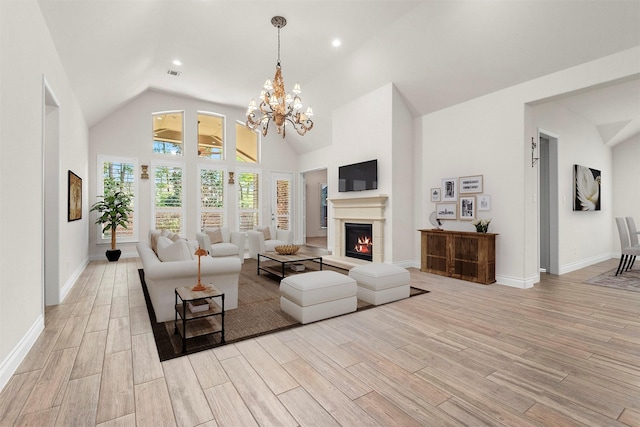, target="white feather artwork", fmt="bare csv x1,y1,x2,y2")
574,164,601,211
